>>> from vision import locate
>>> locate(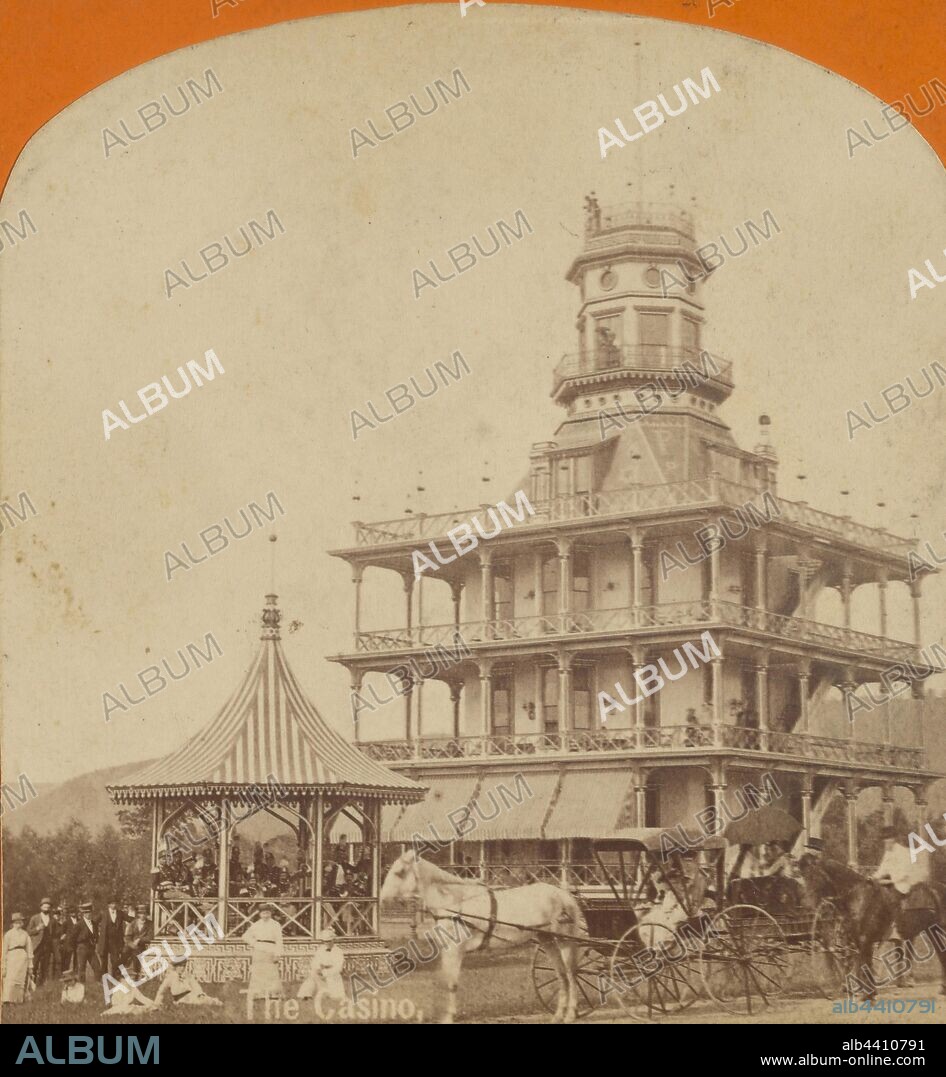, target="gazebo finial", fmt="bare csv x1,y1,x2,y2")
261,593,281,640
